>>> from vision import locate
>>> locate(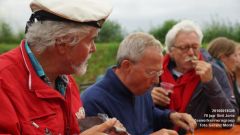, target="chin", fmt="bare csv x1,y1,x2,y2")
72,64,88,76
